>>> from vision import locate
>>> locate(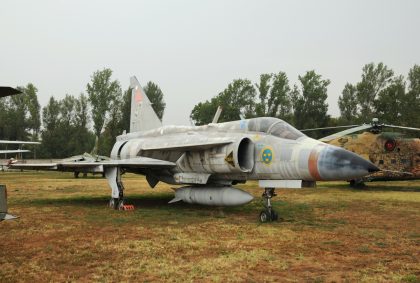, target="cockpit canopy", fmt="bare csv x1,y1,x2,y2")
218,117,305,140
247,117,305,140
268,120,306,140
